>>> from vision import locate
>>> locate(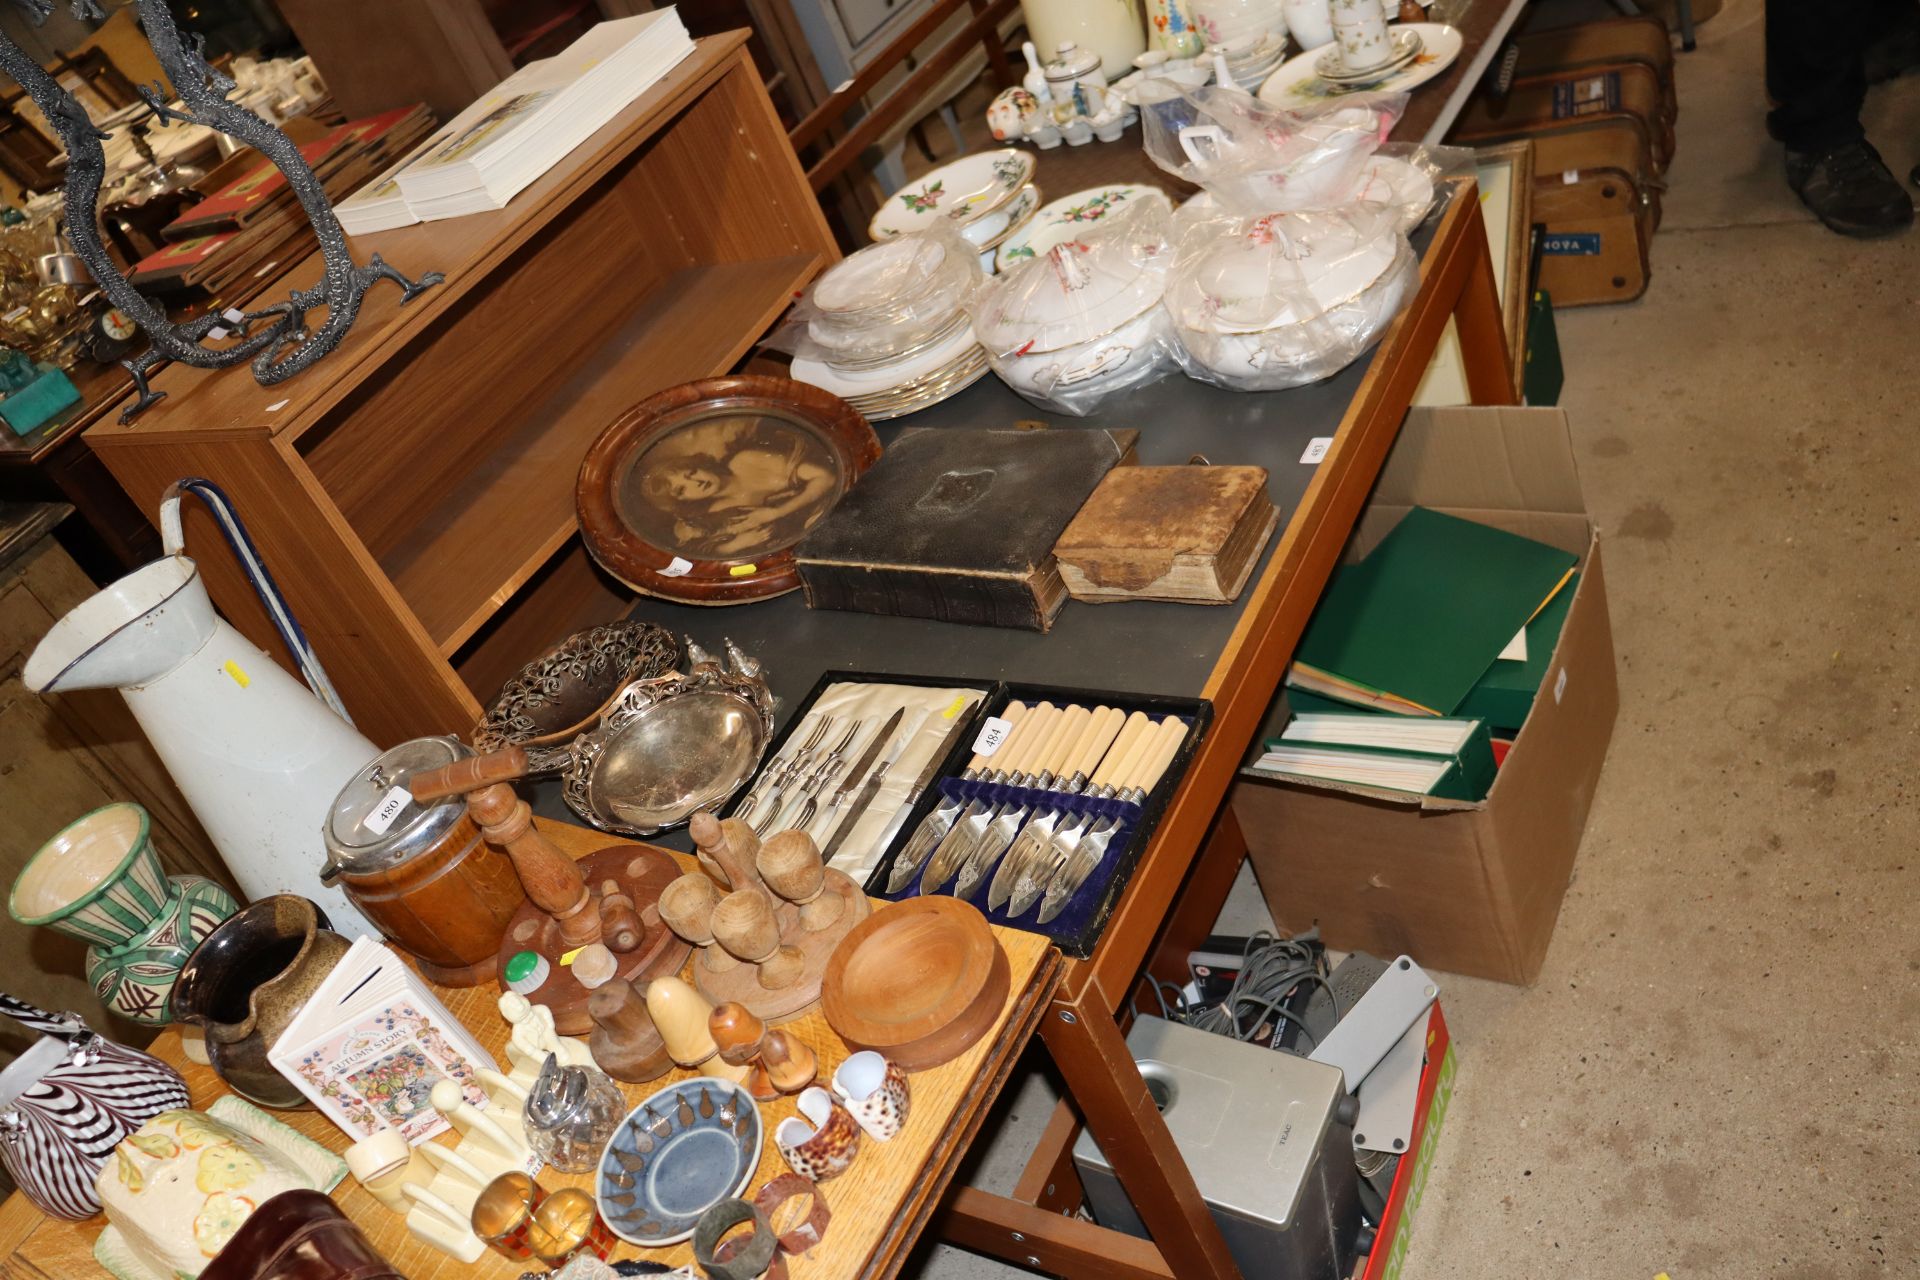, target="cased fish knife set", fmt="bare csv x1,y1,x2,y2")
727,673,1209,957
